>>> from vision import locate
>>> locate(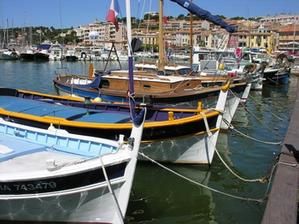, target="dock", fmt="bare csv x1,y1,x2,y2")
262,81,299,224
